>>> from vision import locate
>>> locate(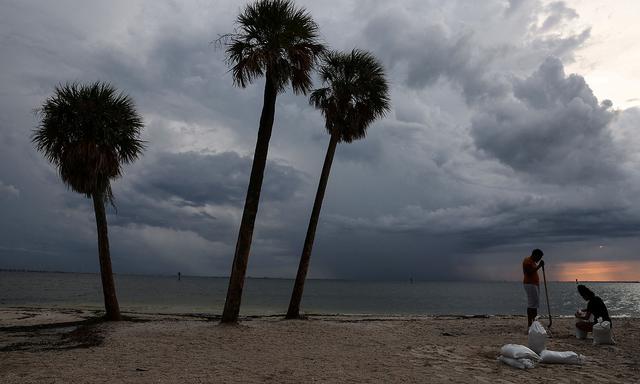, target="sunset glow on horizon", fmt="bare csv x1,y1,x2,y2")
554,261,640,282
